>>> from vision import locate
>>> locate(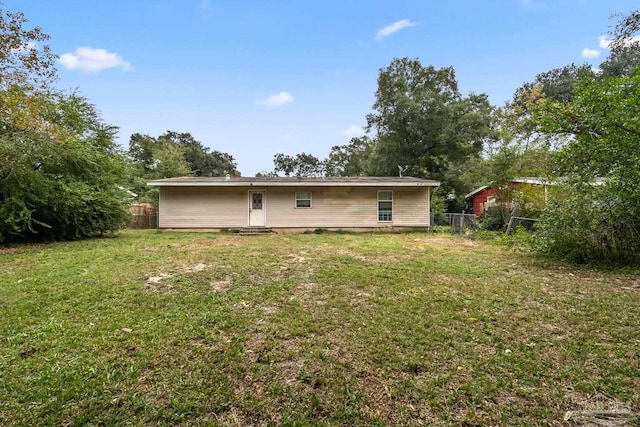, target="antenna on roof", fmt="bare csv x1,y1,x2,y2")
398,165,408,177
